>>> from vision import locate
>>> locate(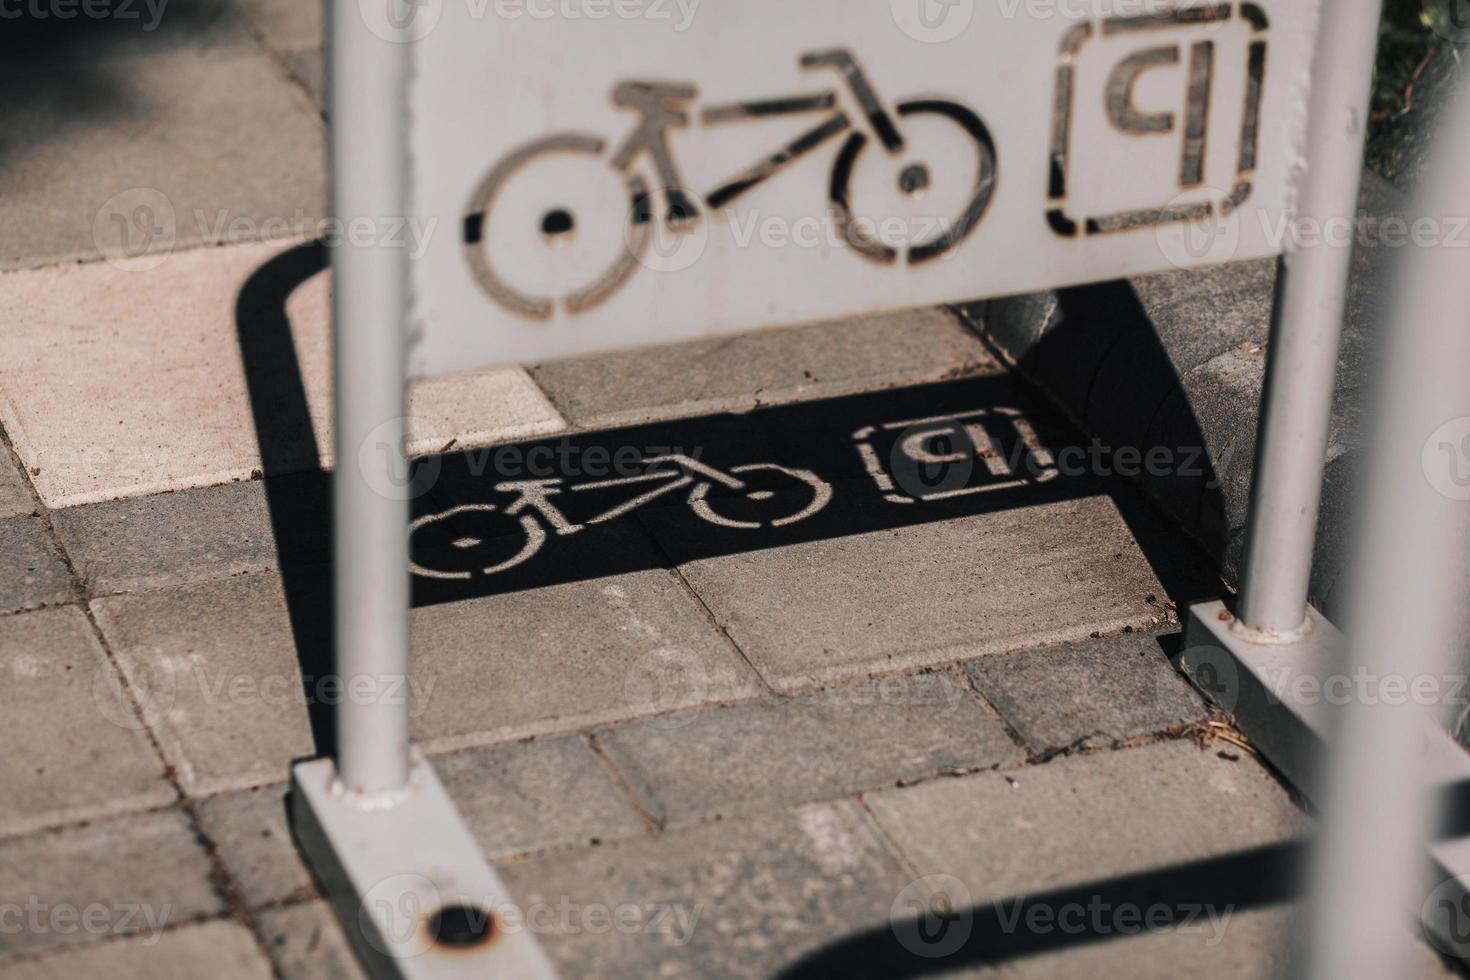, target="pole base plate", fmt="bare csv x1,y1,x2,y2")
290,752,558,979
